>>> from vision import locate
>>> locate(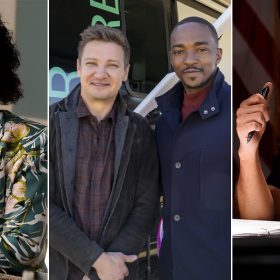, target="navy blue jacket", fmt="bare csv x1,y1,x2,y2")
155,69,231,280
